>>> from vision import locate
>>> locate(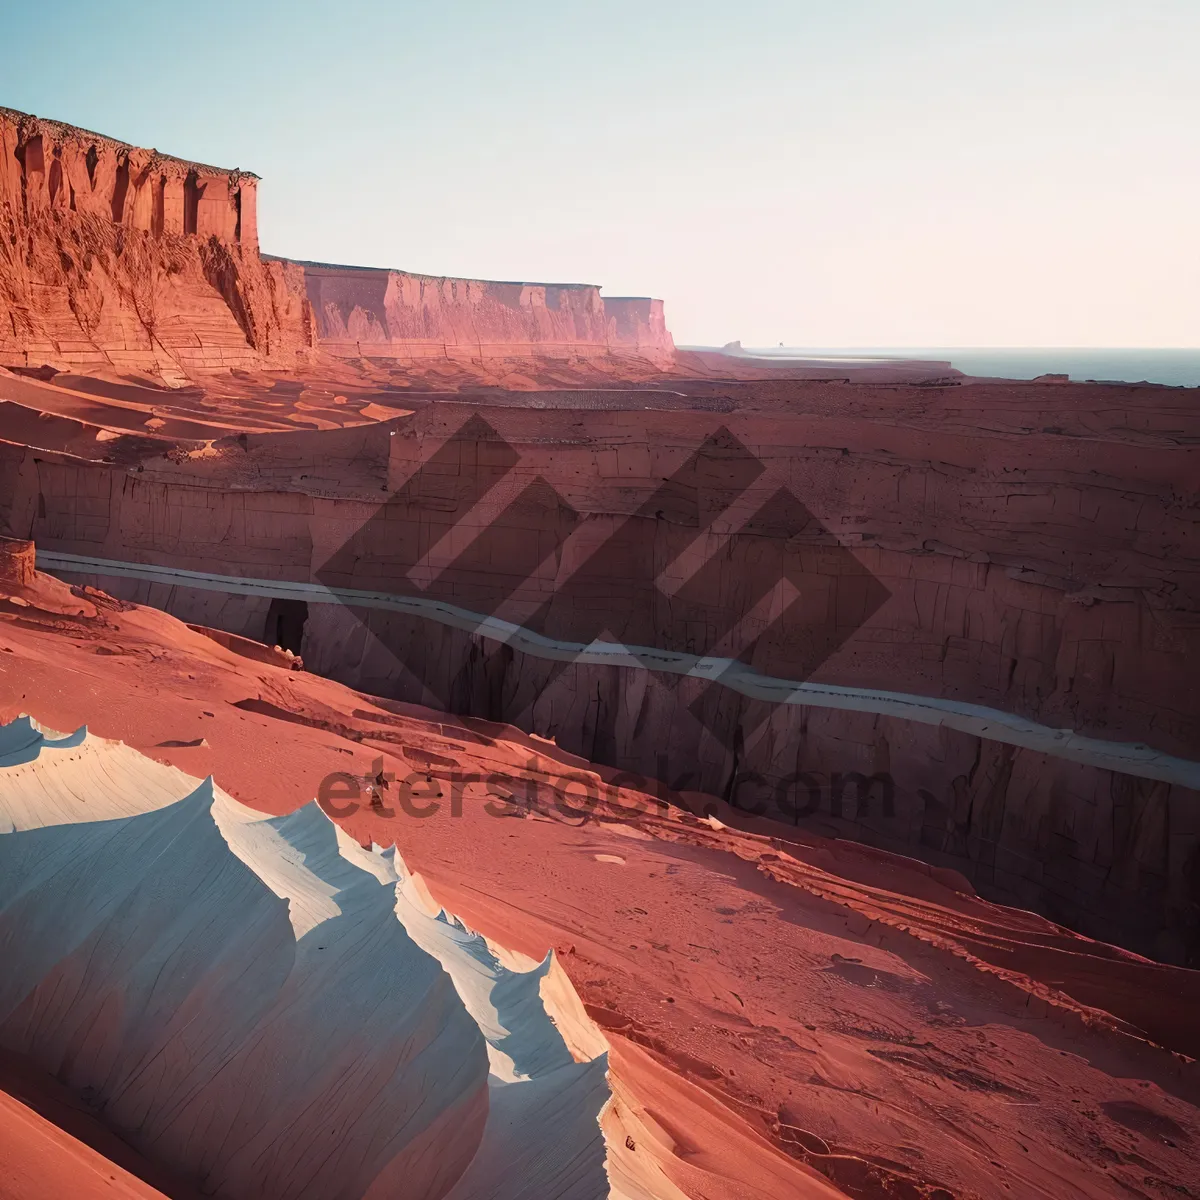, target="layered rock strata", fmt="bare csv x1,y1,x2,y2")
5,378,1197,962
0,108,674,377
0,107,313,376
2,570,1199,1200
296,262,674,363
